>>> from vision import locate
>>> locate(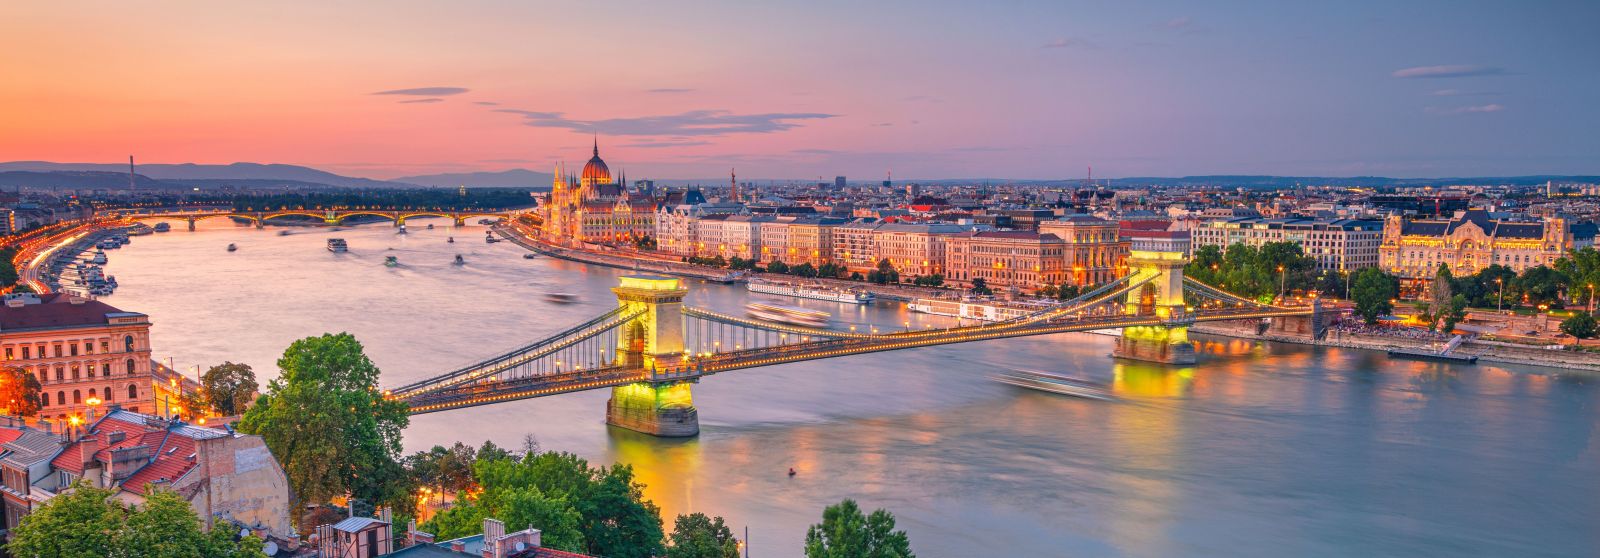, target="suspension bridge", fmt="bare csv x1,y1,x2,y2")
388,233,1323,437
105,208,517,230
